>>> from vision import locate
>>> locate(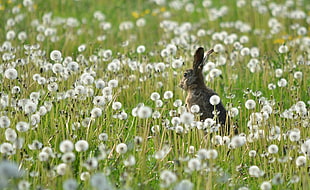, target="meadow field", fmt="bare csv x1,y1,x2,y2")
0,0,309,189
